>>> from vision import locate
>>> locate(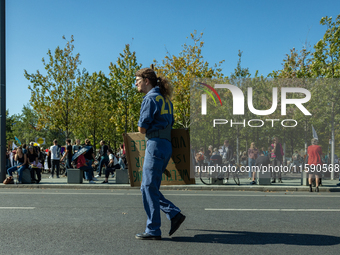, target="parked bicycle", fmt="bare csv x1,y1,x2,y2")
199,160,240,185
